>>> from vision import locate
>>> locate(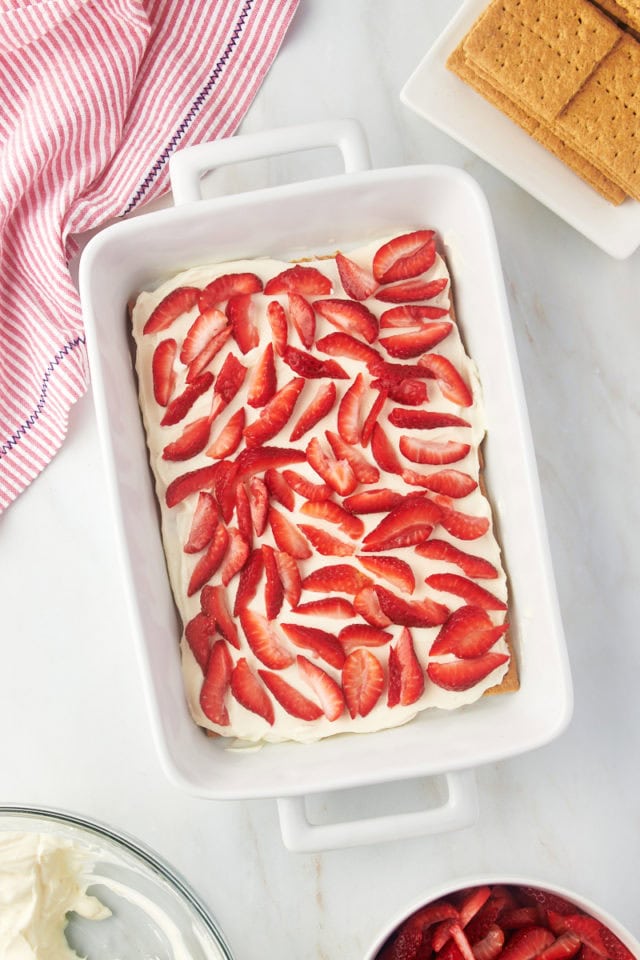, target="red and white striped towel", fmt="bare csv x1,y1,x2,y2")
0,0,299,513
